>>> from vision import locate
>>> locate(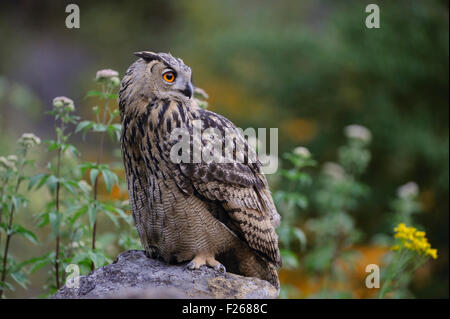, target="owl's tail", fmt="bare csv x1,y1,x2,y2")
235,246,280,290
